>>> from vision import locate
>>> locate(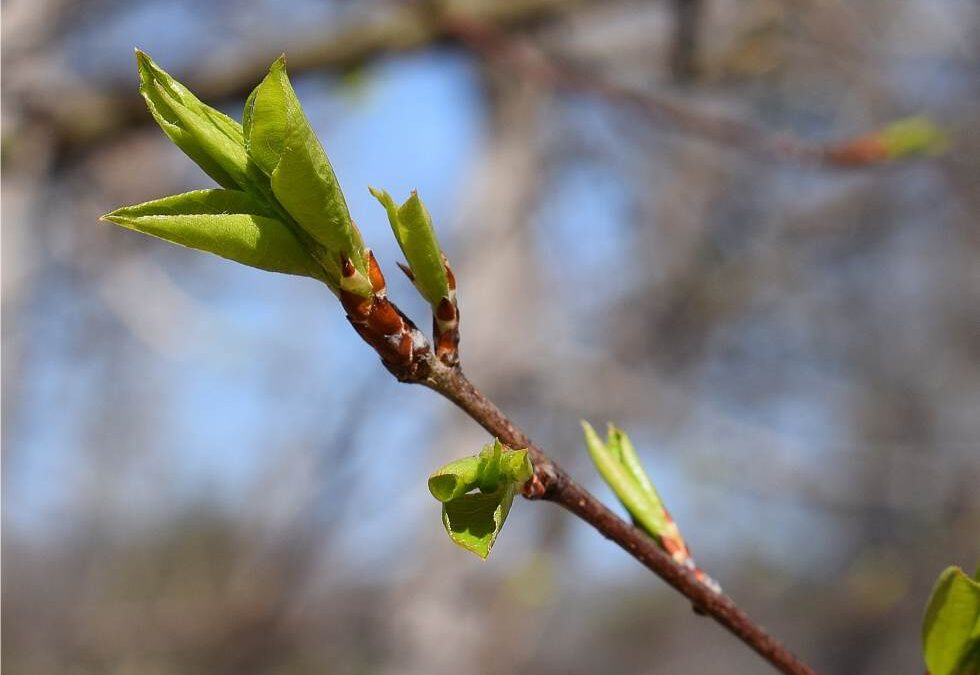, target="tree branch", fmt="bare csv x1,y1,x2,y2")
18,0,588,158
443,14,936,168
670,0,703,82
360,302,817,674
